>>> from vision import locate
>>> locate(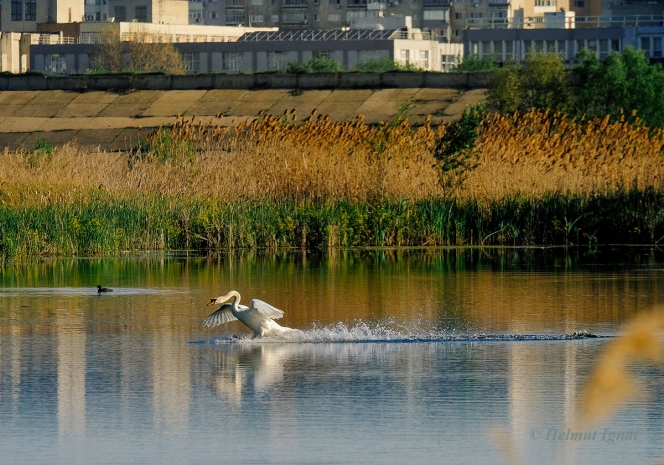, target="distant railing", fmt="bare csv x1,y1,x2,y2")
31,35,78,45
76,32,242,44
465,14,664,29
